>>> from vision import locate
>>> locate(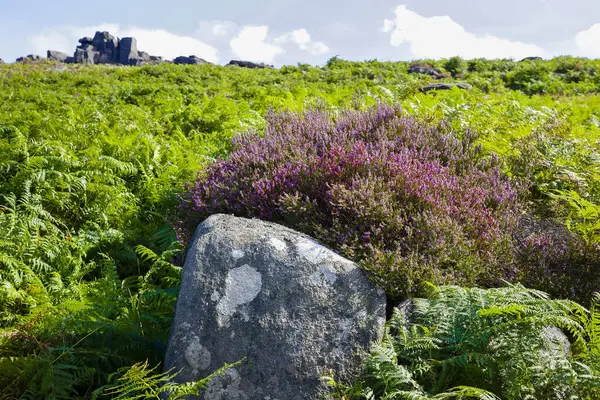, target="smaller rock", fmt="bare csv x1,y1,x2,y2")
0,58,4,64
408,66,443,79
396,299,414,323
542,326,571,358
138,51,151,62
520,56,543,62
227,60,274,69
16,54,43,62
47,50,69,62
422,83,473,93
173,55,209,65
